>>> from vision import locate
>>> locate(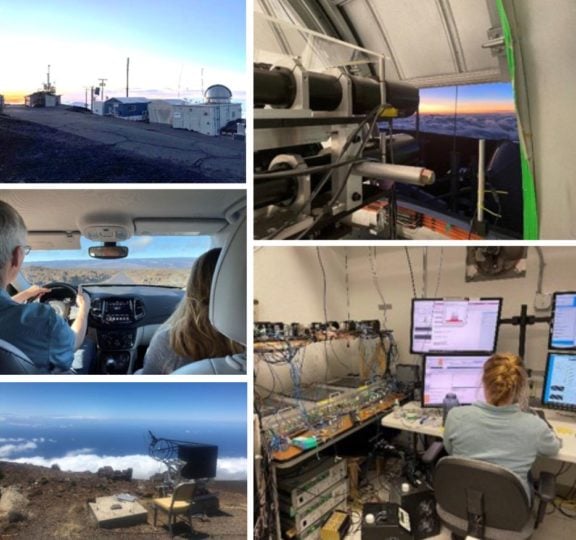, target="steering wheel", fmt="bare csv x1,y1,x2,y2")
38,282,79,323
